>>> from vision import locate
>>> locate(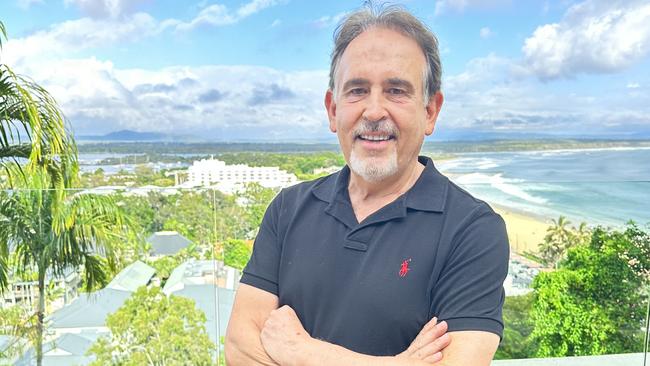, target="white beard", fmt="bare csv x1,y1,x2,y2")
349,146,399,182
